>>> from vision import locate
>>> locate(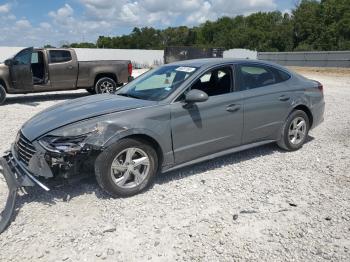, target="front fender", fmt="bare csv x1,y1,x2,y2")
0,66,12,92
101,127,174,167
103,128,164,150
